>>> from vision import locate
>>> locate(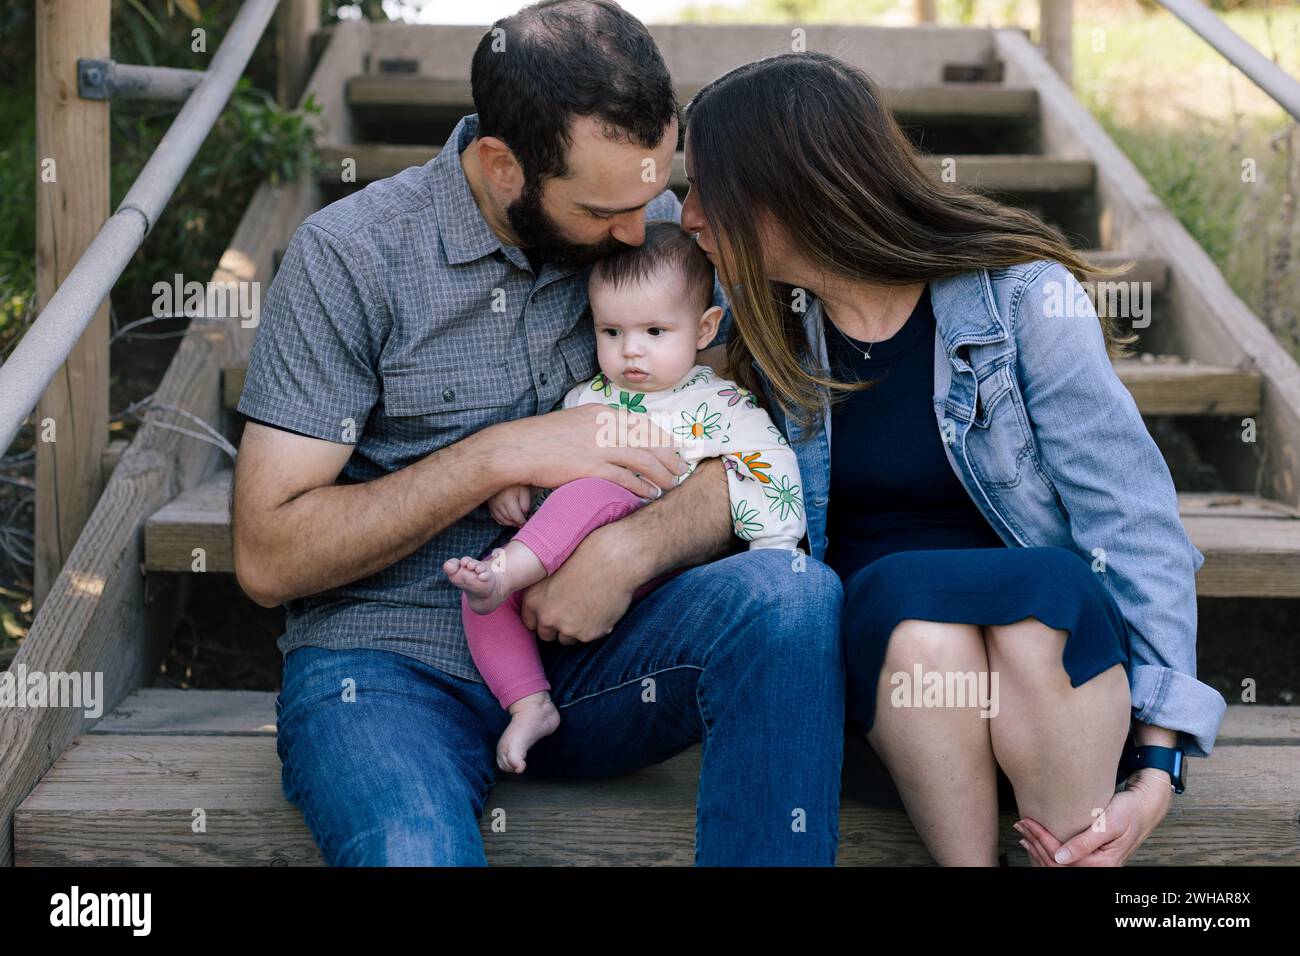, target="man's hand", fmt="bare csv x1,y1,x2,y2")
520,523,636,644
518,457,733,645
503,403,688,498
